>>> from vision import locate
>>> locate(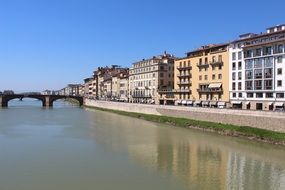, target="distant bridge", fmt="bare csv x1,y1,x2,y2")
0,94,83,108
